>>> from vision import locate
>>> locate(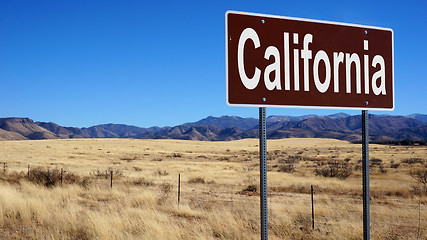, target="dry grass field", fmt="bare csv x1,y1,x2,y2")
0,138,426,239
